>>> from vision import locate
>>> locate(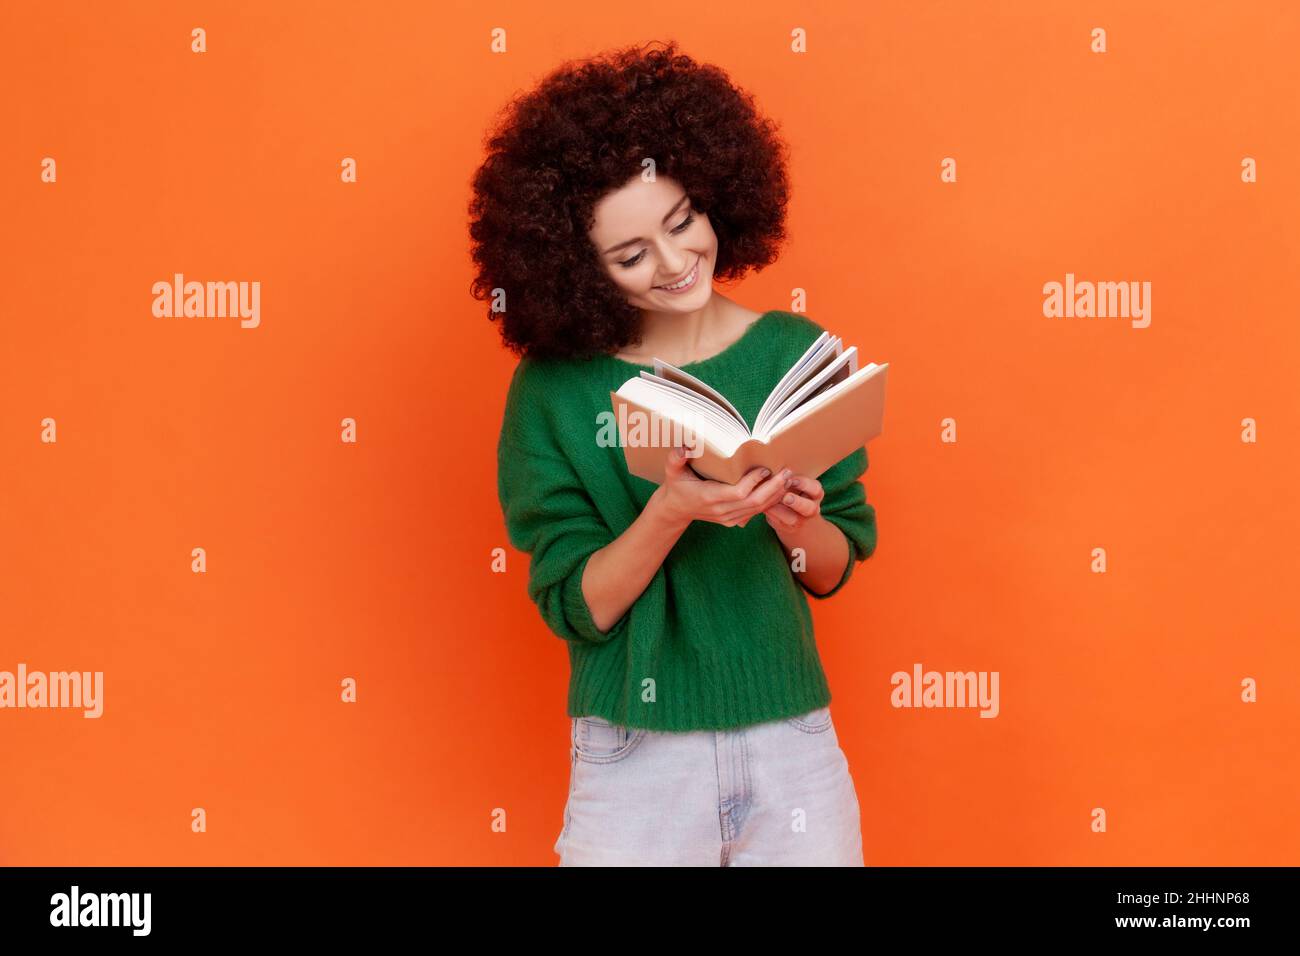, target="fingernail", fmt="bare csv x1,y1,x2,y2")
784,493,794,505
759,468,771,478
782,469,792,479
